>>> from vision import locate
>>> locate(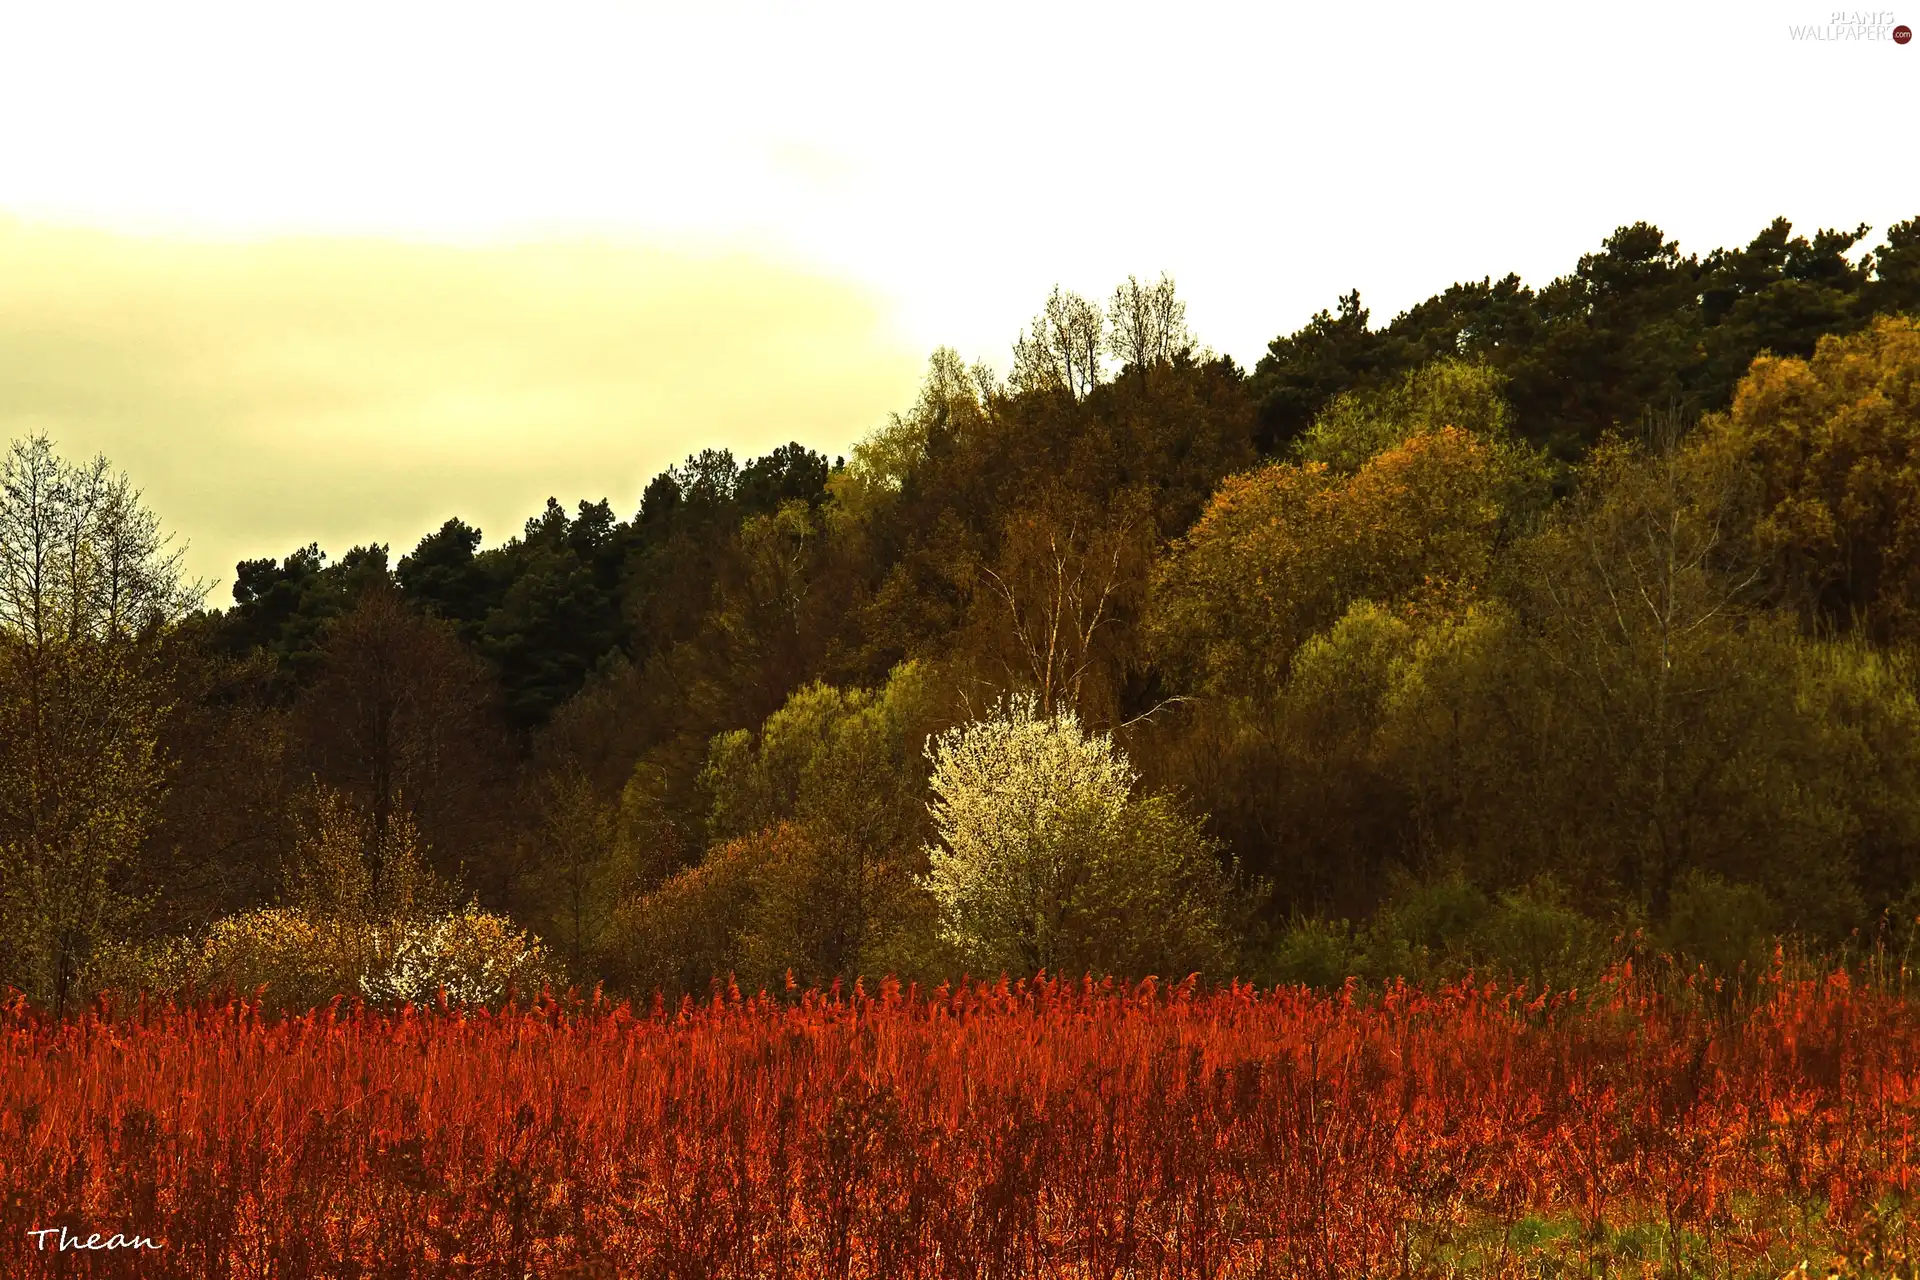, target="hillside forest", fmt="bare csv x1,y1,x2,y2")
6,214,1920,1013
